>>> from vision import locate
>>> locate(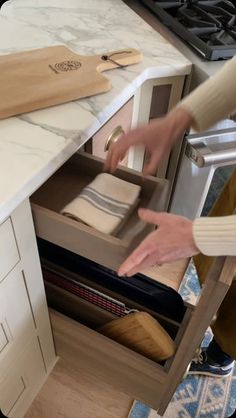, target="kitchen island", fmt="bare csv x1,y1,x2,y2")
0,0,191,416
